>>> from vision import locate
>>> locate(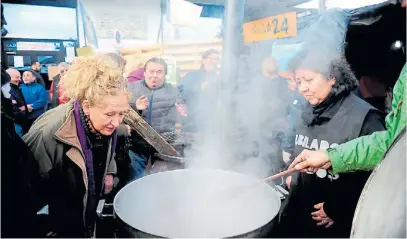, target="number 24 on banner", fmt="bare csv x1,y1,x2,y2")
243,12,297,42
